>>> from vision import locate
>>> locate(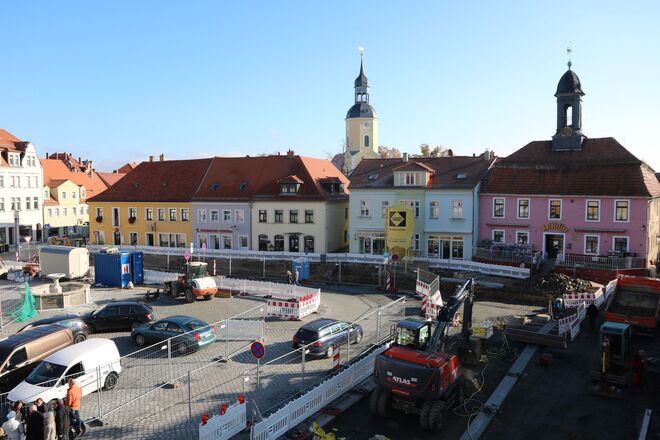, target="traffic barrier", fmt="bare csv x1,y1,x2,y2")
199,396,247,440
266,291,321,320
563,287,606,308
251,345,389,440
332,349,340,370
425,291,444,320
